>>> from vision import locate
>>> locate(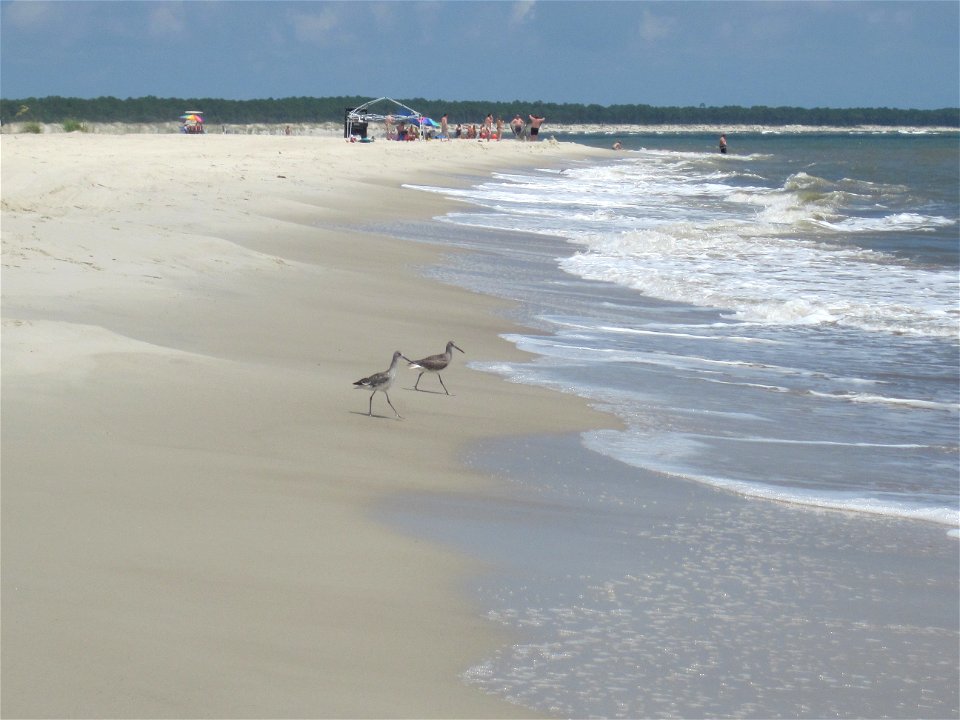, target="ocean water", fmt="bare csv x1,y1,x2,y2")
386,131,959,718
405,132,959,527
